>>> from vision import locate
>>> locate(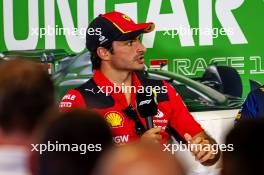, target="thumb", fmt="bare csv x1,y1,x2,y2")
184,133,192,143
